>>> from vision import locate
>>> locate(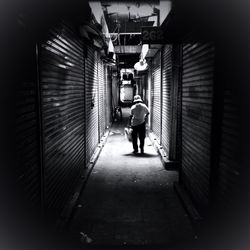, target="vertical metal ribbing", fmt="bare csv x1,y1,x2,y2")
97,53,100,142
148,59,152,130
160,49,163,144
161,45,172,158
169,45,181,161
178,44,183,183
83,43,87,168
151,51,161,141
85,45,99,163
